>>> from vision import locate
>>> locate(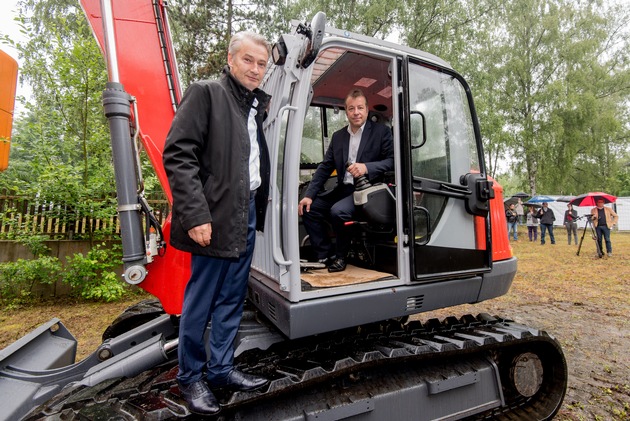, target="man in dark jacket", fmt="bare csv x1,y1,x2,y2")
536,202,556,245
163,31,270,415
298,89,394,272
